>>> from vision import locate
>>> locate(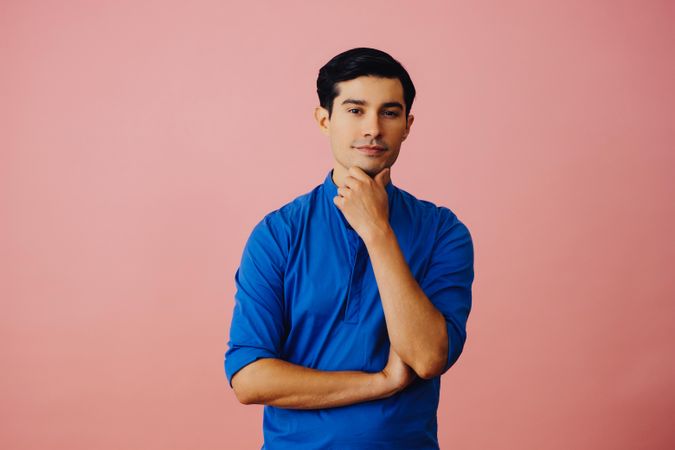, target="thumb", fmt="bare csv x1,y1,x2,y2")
376,168,391,187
